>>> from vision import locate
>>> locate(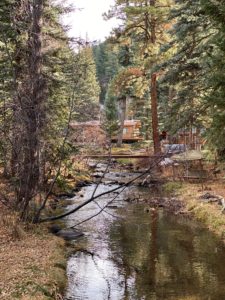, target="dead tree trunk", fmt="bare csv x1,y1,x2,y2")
17,0,45,220
117,96,127,147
